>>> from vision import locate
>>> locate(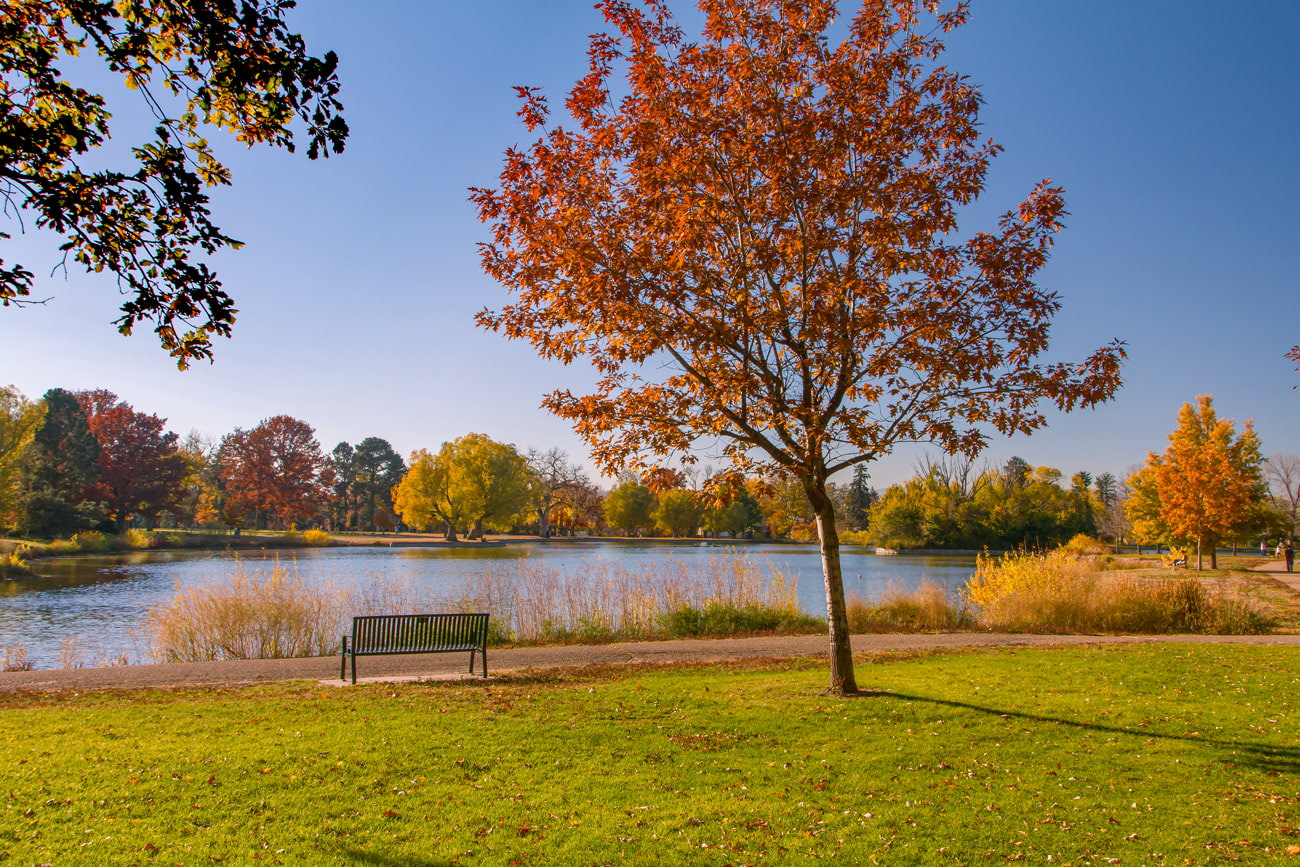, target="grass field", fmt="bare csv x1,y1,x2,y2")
0,644,1296,865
